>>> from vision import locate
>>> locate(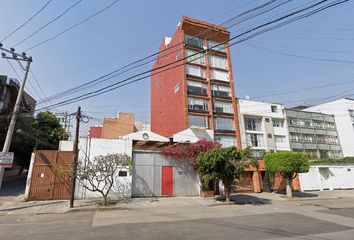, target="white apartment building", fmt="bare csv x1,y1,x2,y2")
237,99,291,157
304,98,354,157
